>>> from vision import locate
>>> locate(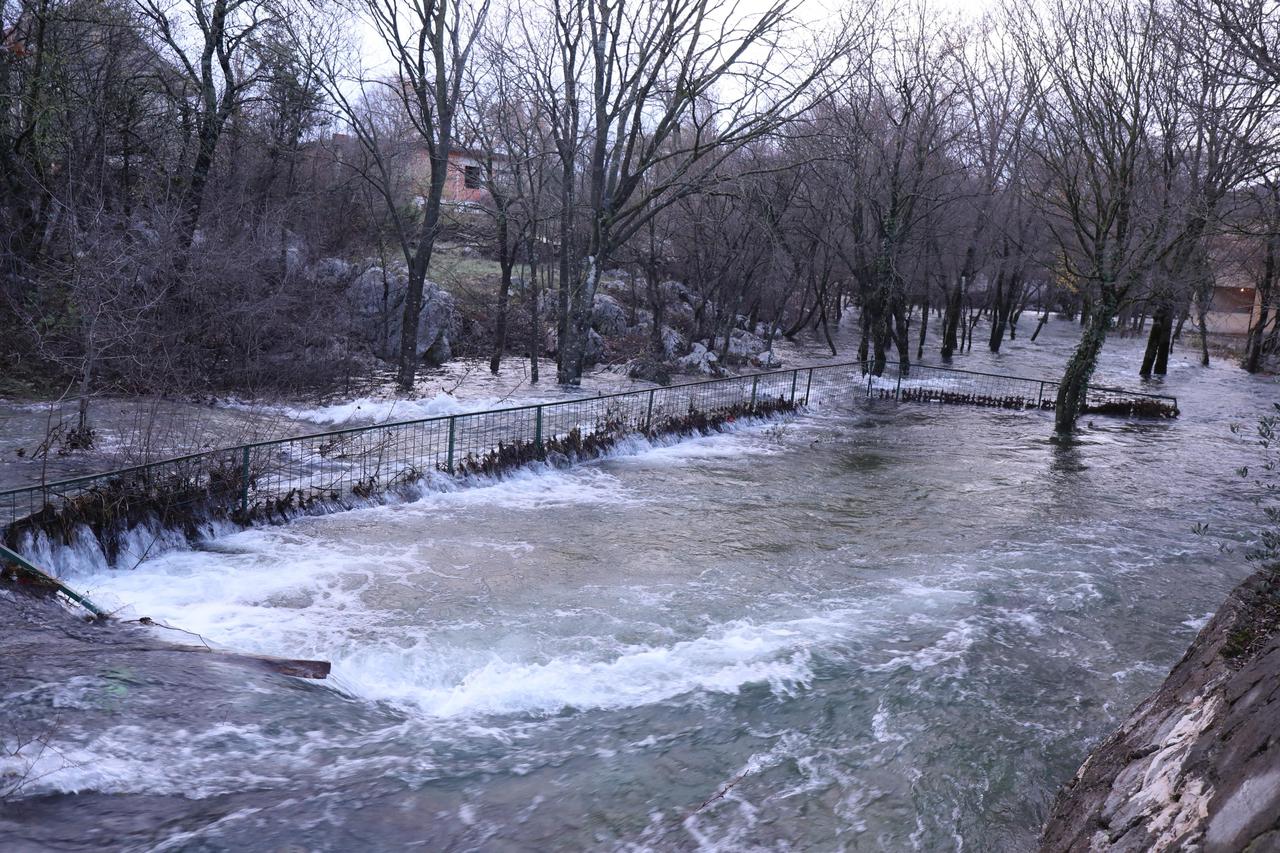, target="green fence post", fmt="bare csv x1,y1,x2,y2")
895,370,903,400
866,372,873,397
789,370,798,406
447,416,456,474
0,543,108,620
1037,381,1045,409
805,368,814,405
645,389,655,434
535,406,544,457
750,375,759,412
239,446,251,515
